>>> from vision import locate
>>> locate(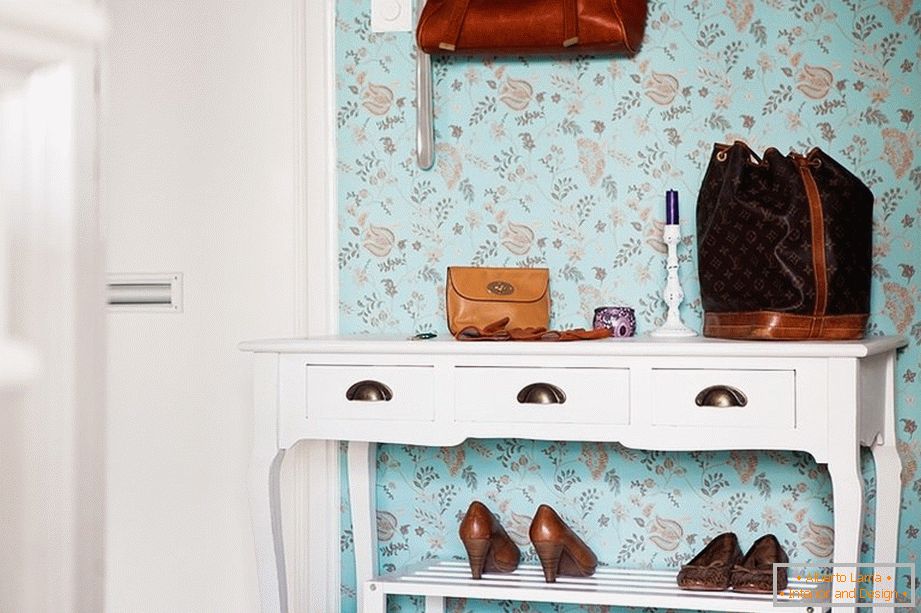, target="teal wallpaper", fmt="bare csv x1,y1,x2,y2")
335,0,921,611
